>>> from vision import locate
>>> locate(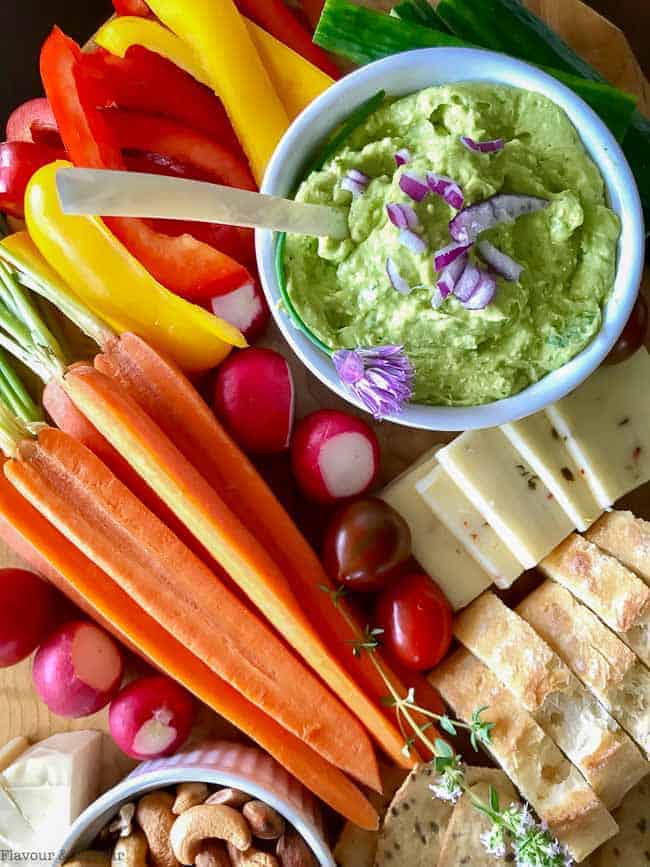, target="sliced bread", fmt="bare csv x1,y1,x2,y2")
540,534,650,665
454,592,649,809
518,580,650,759
430,648,619,862
586,510,650,583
